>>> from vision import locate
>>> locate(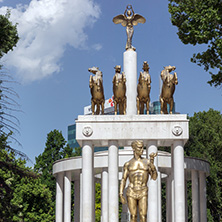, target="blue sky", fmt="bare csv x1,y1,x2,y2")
0,0,221,166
